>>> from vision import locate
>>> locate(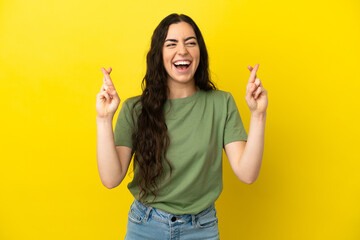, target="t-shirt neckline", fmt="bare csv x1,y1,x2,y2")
166,89,202,104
